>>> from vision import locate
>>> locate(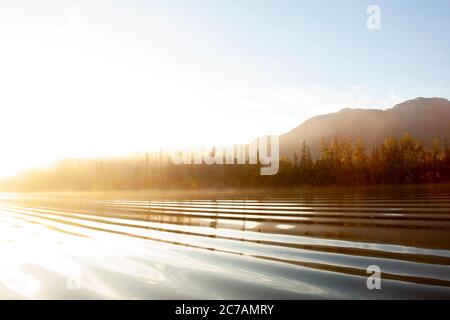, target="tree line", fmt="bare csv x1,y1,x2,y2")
1,133,450,191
